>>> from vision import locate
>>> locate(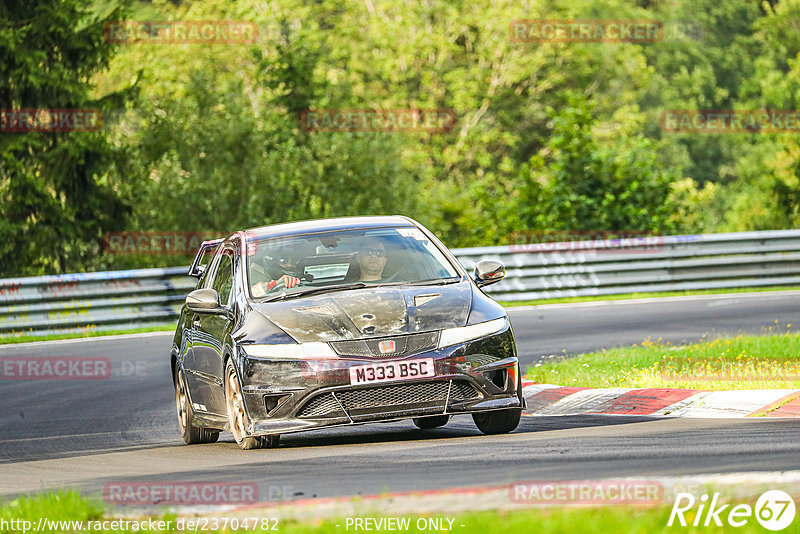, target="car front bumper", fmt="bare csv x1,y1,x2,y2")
237,326,522,436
